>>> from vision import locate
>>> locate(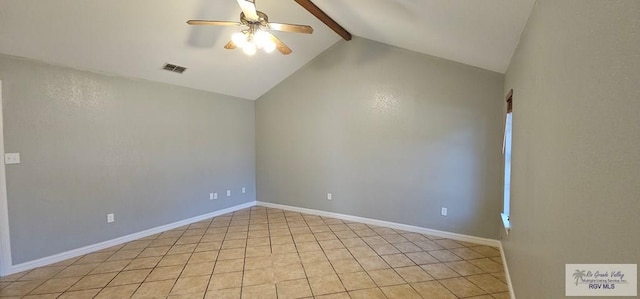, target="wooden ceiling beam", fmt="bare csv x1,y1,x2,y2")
294,0,352,41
